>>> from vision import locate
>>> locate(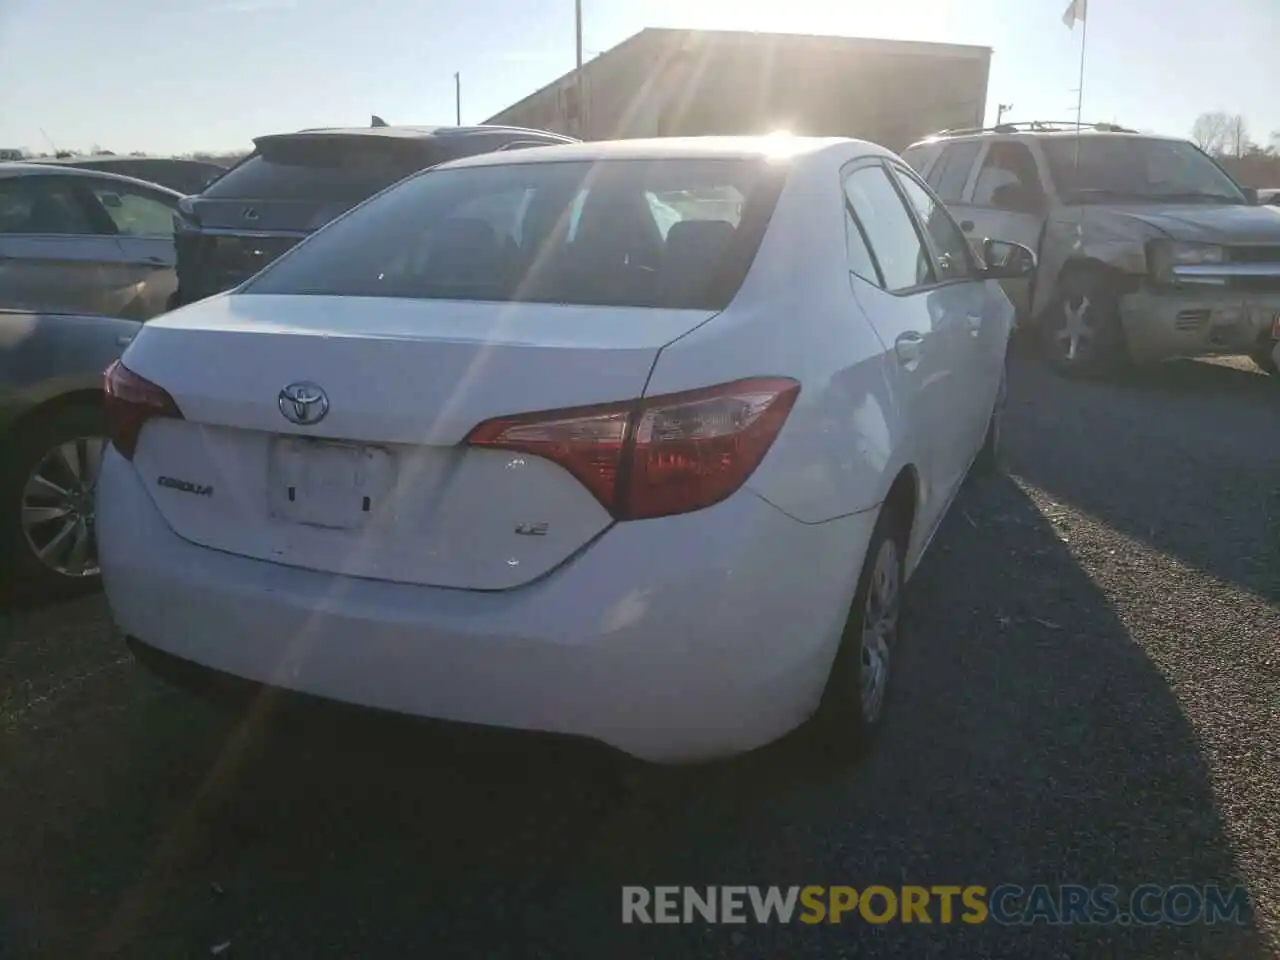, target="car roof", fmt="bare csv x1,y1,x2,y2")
269,124,578,143
437,135,886,169
0,161,187,197
913,128,1189,148
38,155,222,168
